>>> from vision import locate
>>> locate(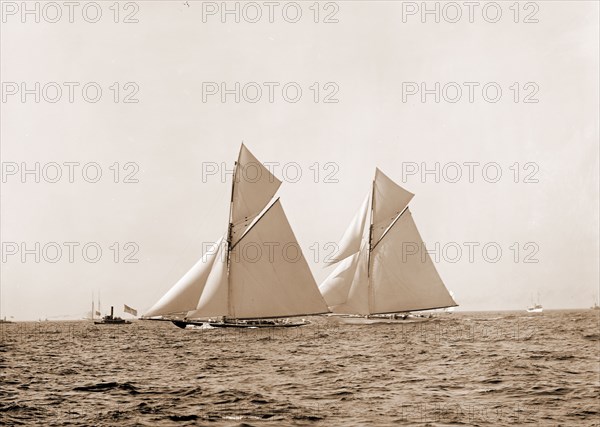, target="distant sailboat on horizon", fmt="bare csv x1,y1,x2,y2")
88,292,102,321
526,292,543,313
319,168,457,324
144,144,329,328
